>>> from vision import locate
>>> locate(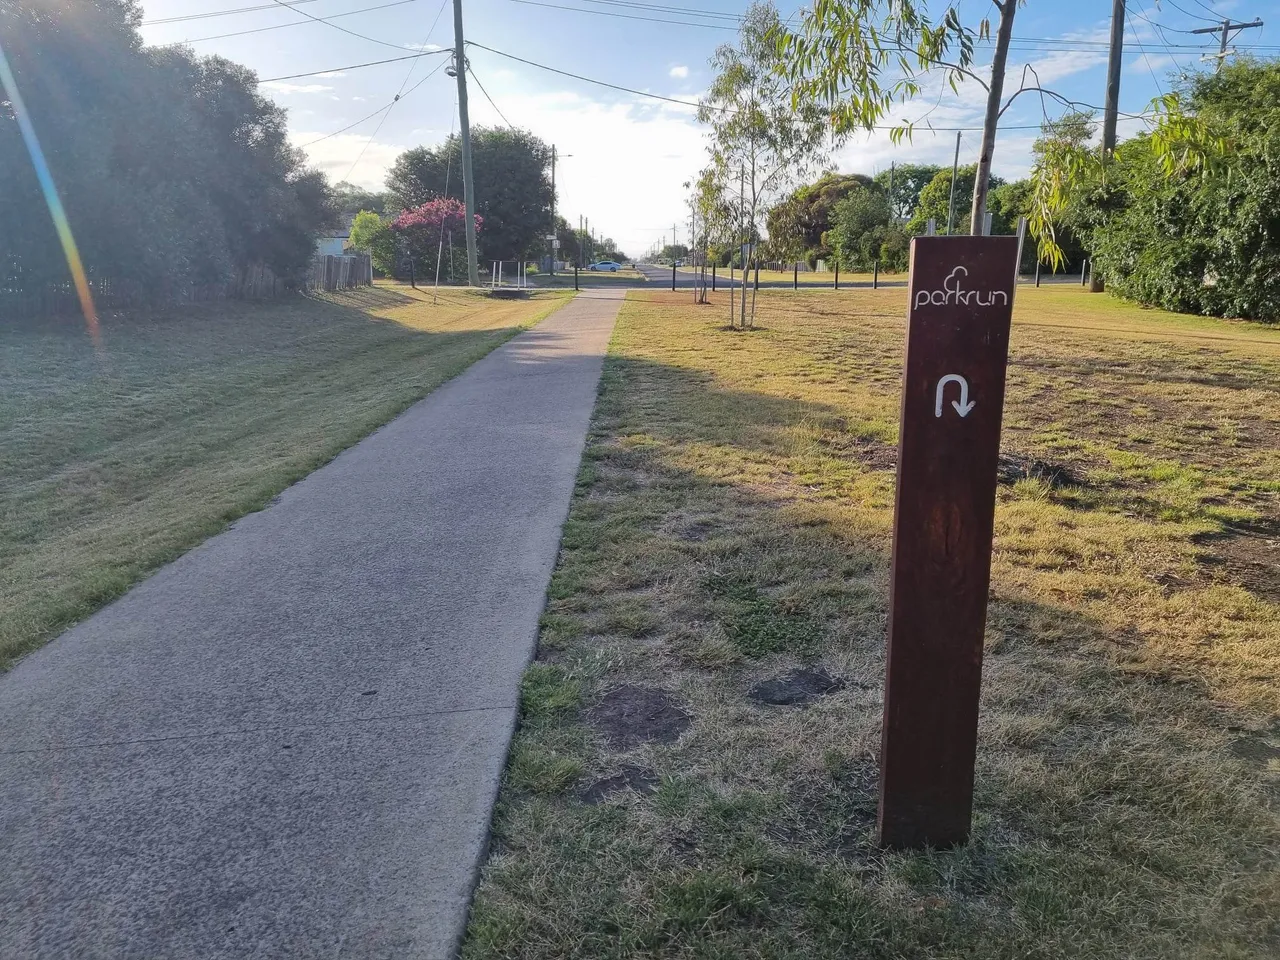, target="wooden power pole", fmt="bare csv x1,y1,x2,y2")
451,0,480,287
1192,18,1263,72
